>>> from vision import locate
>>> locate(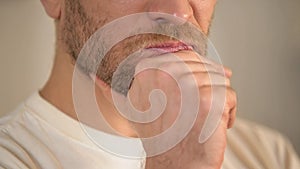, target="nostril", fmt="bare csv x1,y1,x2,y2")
147,12,187,26
155,17,168,24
